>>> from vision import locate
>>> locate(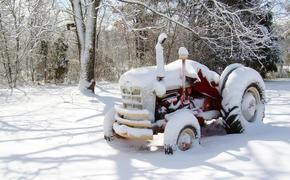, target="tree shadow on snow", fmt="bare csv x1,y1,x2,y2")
1,120,289,180
1,81,290,179
80,83,121,117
